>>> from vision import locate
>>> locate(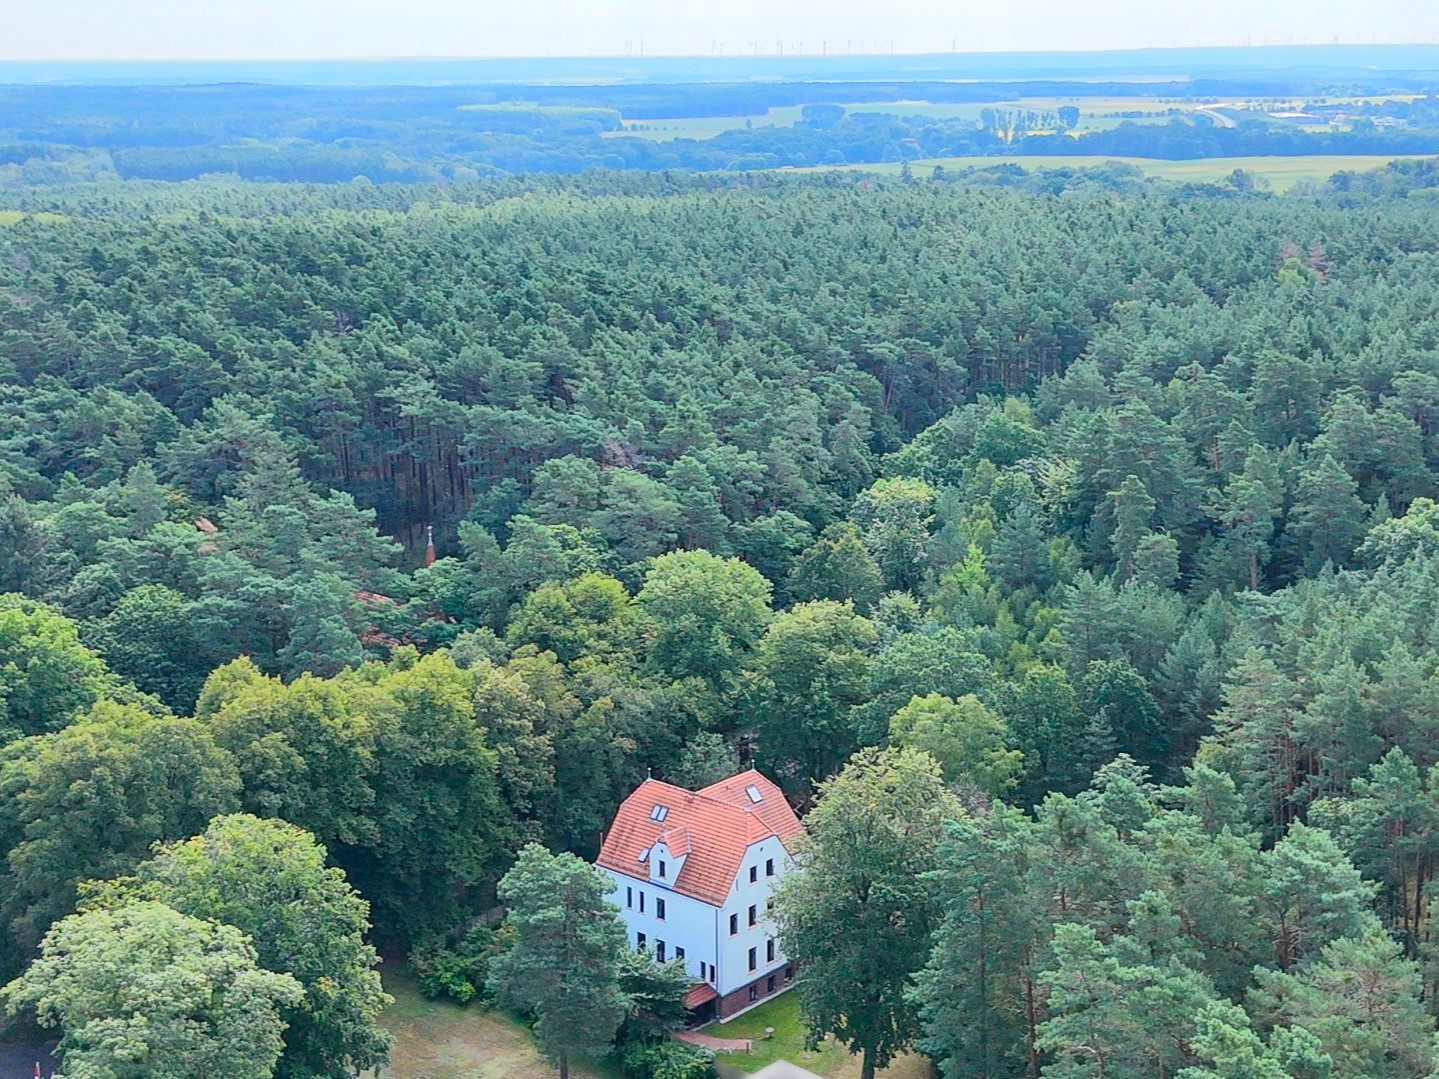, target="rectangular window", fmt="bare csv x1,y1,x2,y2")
708,963,716,982
637,932,646,950
749,865,758,883
657,940,666,962
626,886,633,908
767,897,775,913
748,947,757,972
767,975,776,993
748,985,758,1002
675,946,685,963
729,913,738,936
659,859,667,879
656,898,666,921
766,858,775,877
639,892,645,914
785,965,793,982
748,904,757,927
767,939,775,963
